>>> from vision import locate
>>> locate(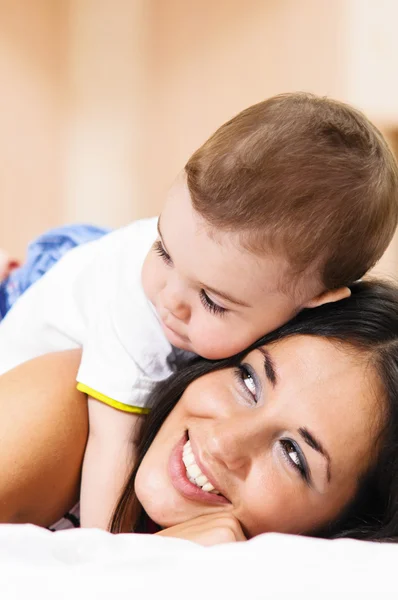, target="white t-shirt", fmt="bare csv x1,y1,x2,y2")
0,218,194,410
